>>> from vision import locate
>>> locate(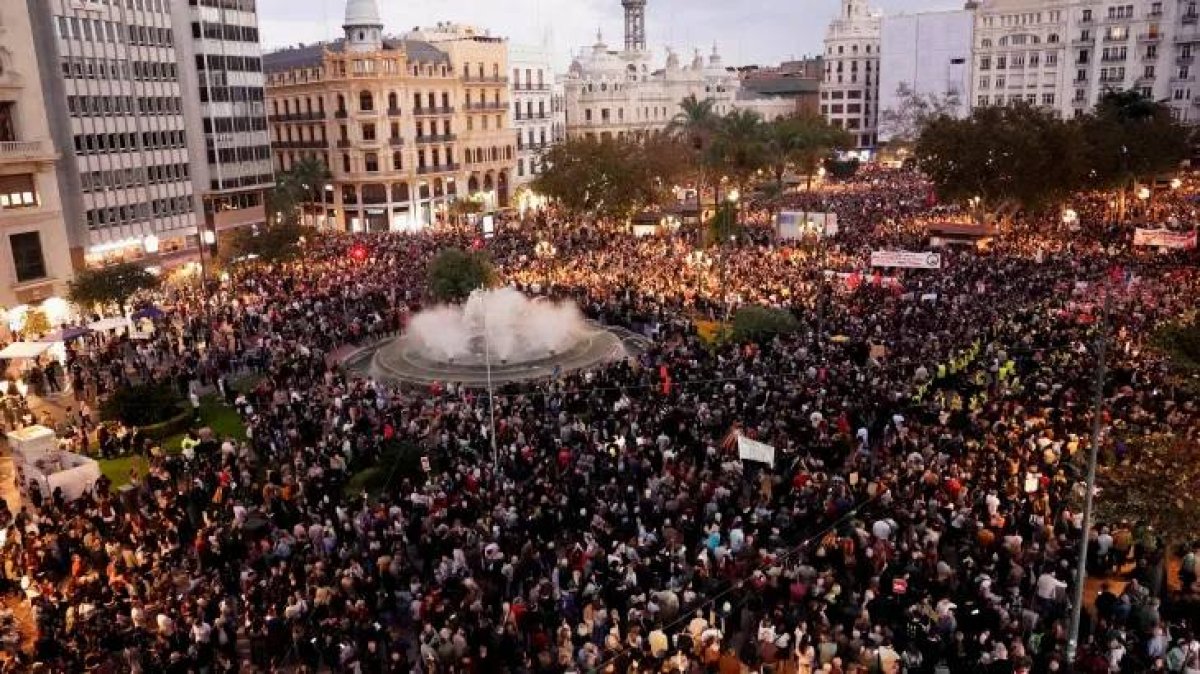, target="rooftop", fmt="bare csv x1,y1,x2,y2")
263,38,451,73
